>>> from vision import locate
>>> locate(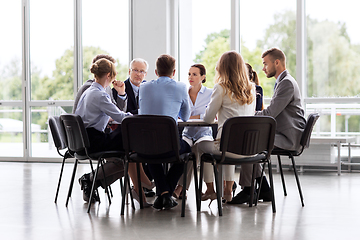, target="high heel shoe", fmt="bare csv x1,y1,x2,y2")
201,192,217,206
223,194,232,203
232,182,237,197
141,181,155,190
131,188,153,208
